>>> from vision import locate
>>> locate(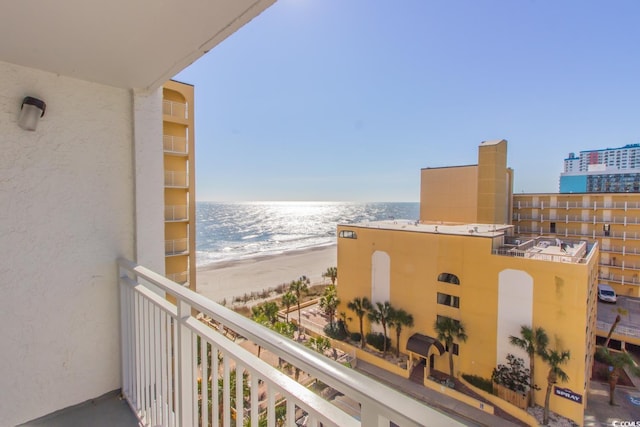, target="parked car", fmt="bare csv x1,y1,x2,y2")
598,284,617,303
